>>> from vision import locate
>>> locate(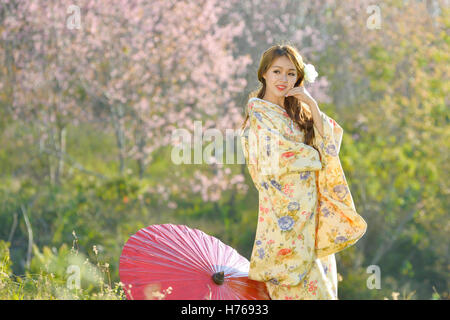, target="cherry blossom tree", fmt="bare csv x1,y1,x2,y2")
2,0,252,201
4,0,95,184
74,0,251,178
